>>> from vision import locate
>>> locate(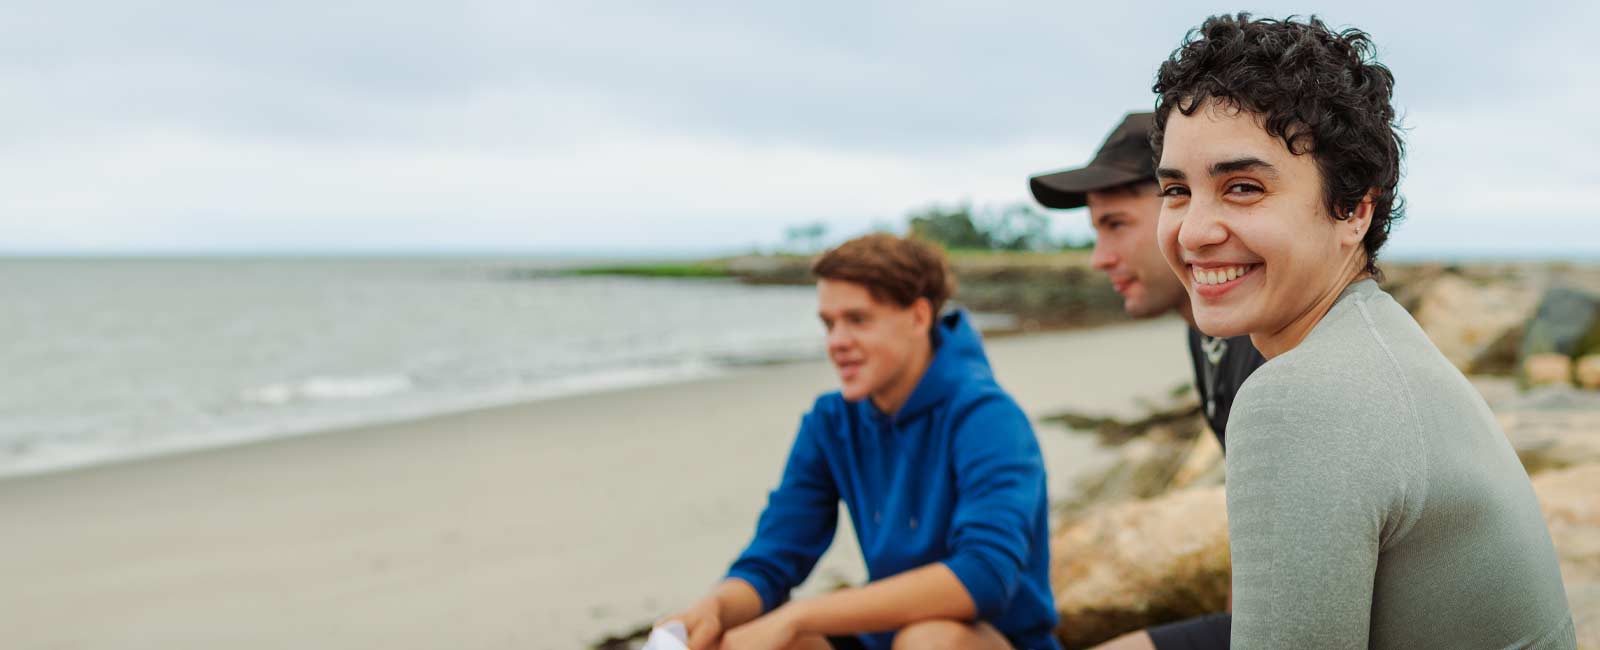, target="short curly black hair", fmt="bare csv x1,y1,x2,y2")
1151,13,1405,276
